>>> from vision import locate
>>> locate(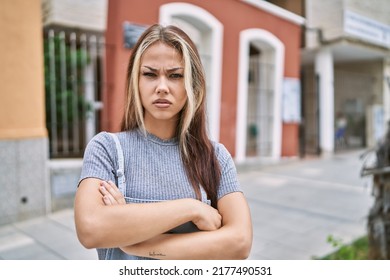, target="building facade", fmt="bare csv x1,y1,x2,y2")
0,0,48,225
298,0,390,155
0,0,303,224
41,0,108,211
104,0,304,162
